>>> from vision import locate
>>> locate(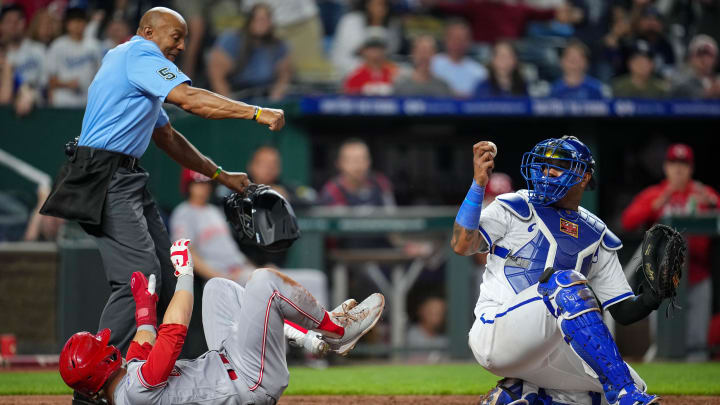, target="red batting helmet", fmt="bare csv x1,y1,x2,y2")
59,329,122,396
